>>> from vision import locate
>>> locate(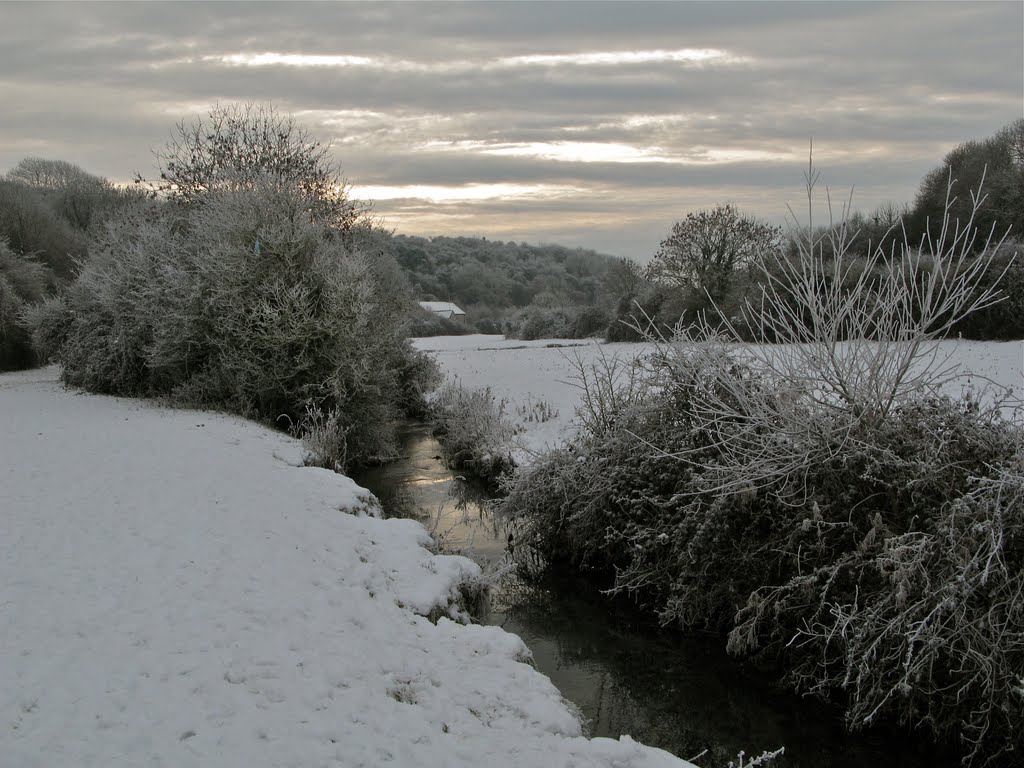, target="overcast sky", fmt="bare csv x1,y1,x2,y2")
1,1,1021,260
